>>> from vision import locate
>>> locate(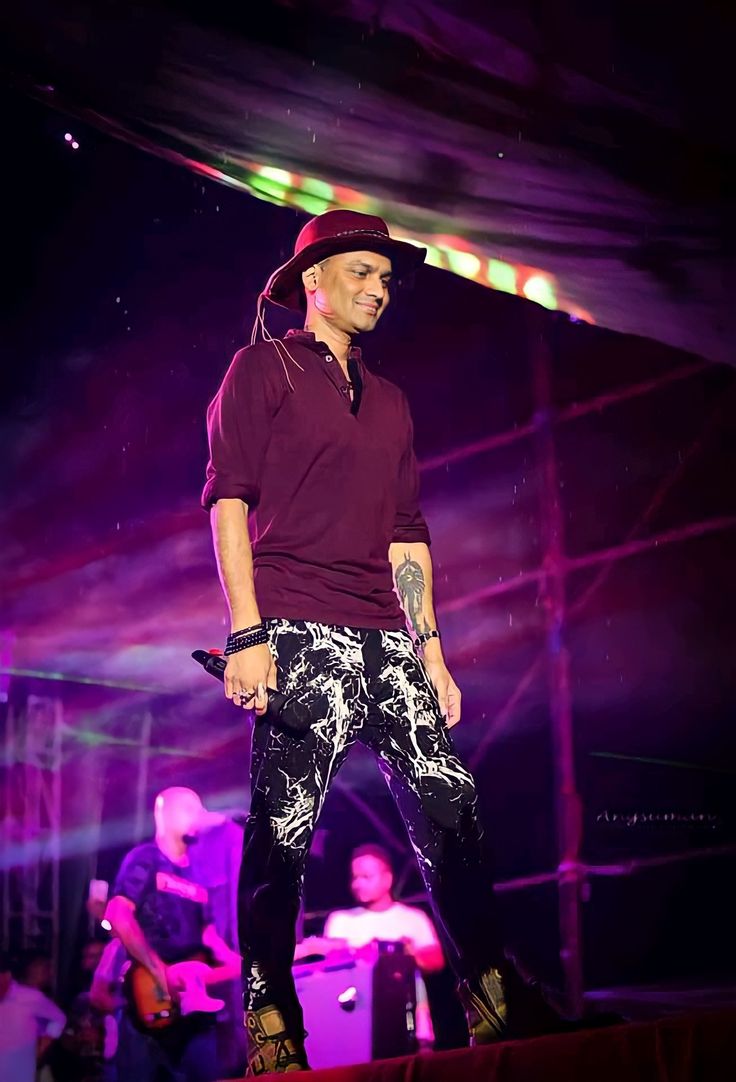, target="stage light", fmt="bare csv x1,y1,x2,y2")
250,174,290,202
232,158,579,316
101,918,112,931
300,176,334,202
64,133,73,142
71,141,80,150
258,165,292,187
291,191,331,216
488,258,517,294
394,234,443,269
446,249,481,280
523,274,557,310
